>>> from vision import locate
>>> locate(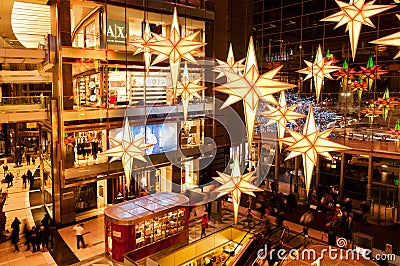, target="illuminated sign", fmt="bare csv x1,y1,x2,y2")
107,20,126,44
